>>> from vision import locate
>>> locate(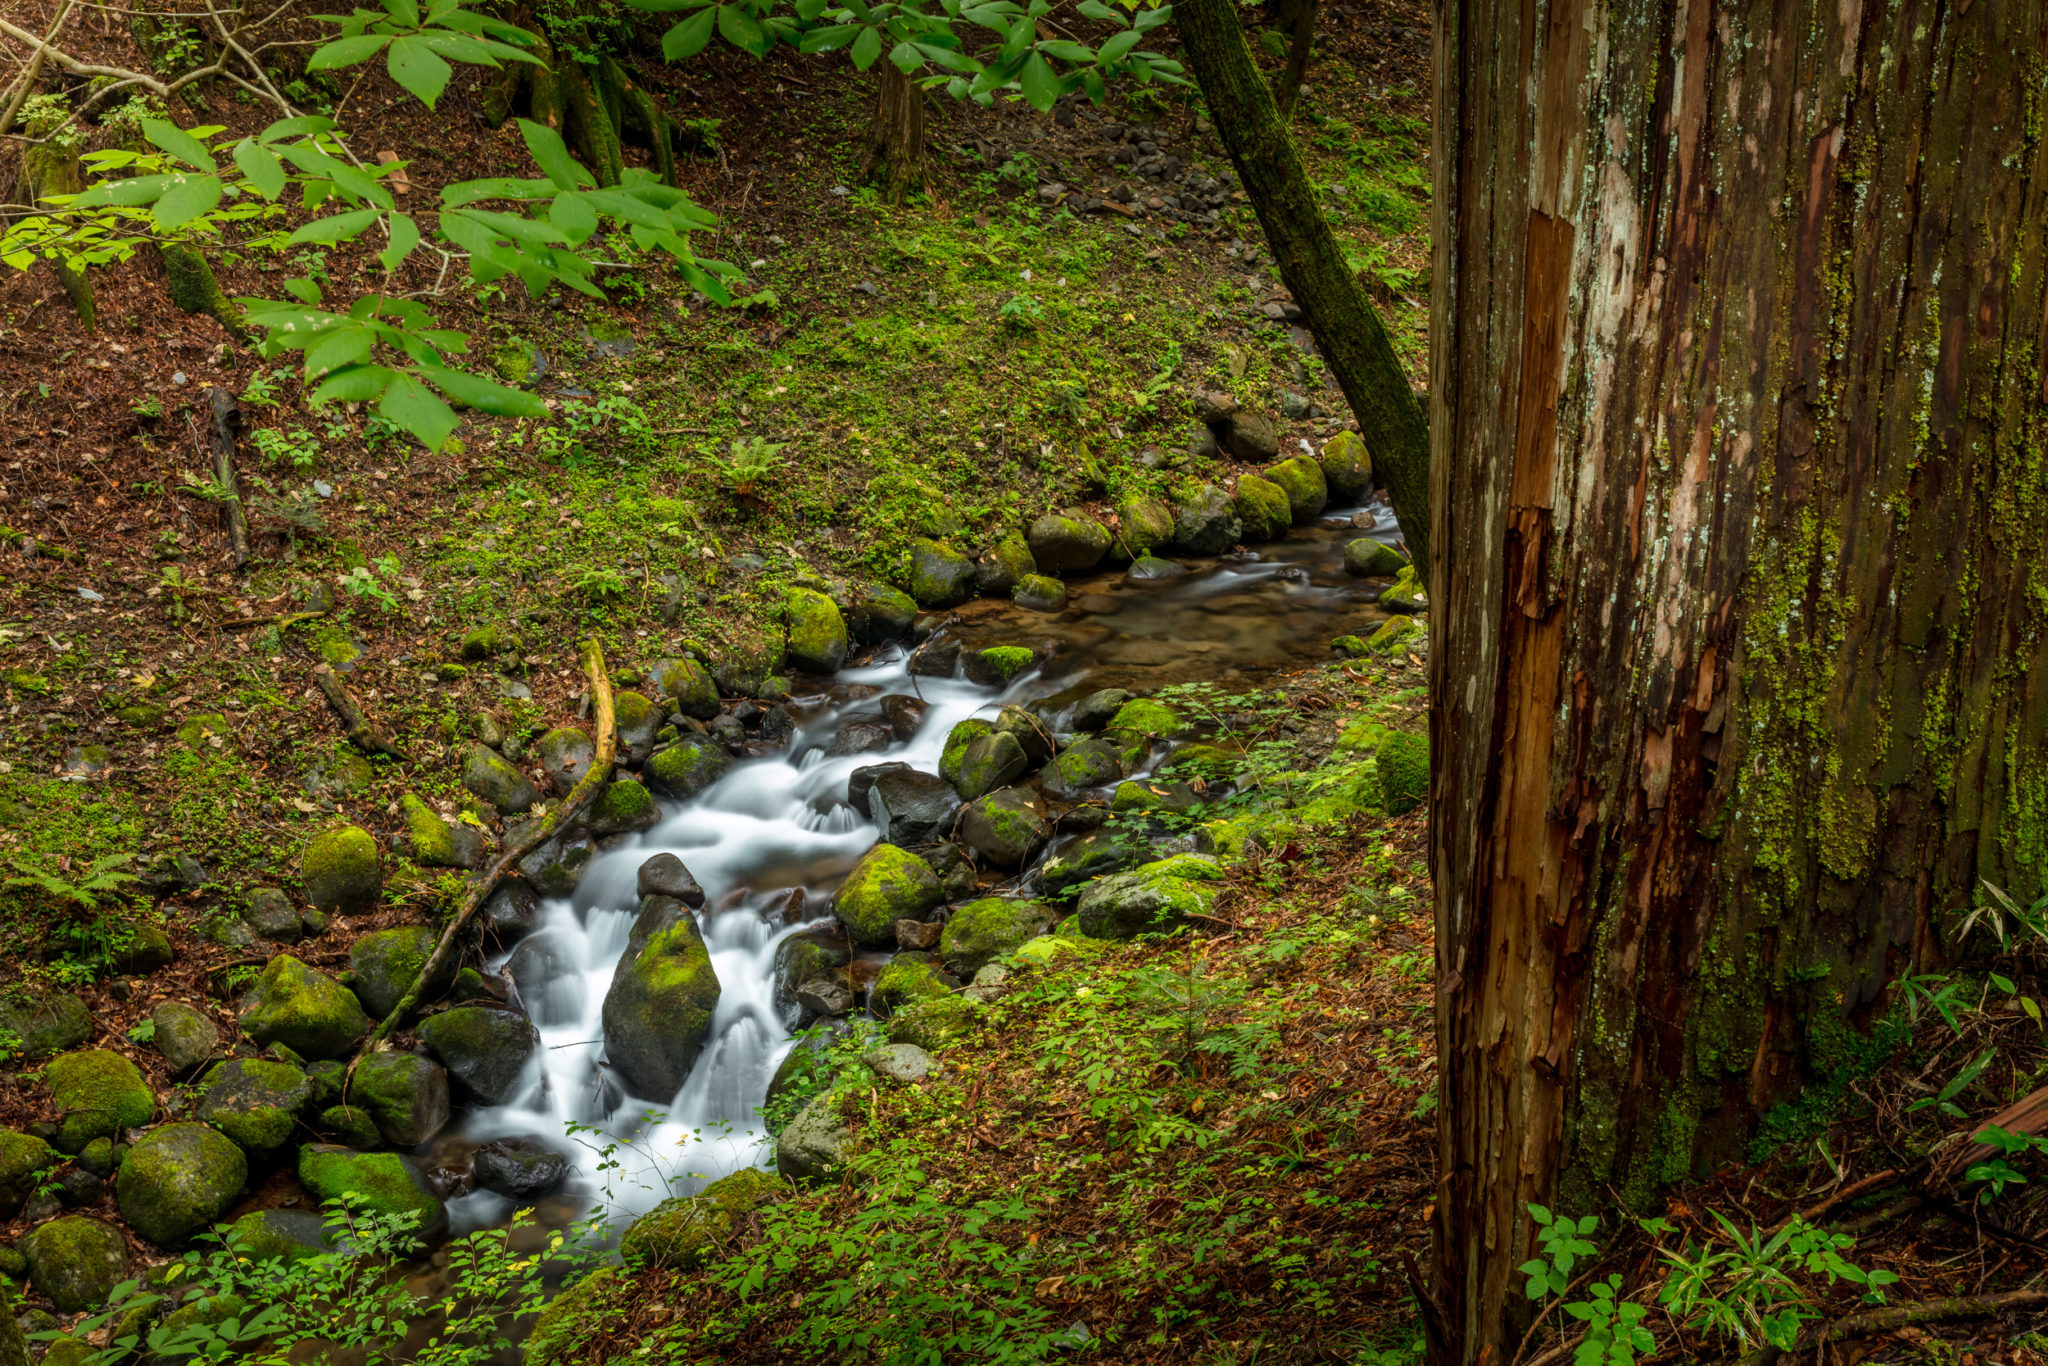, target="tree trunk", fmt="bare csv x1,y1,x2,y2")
1427,0,2048,1359
861,64,924,206
1174,0,1430,572
1275,0,1315,114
